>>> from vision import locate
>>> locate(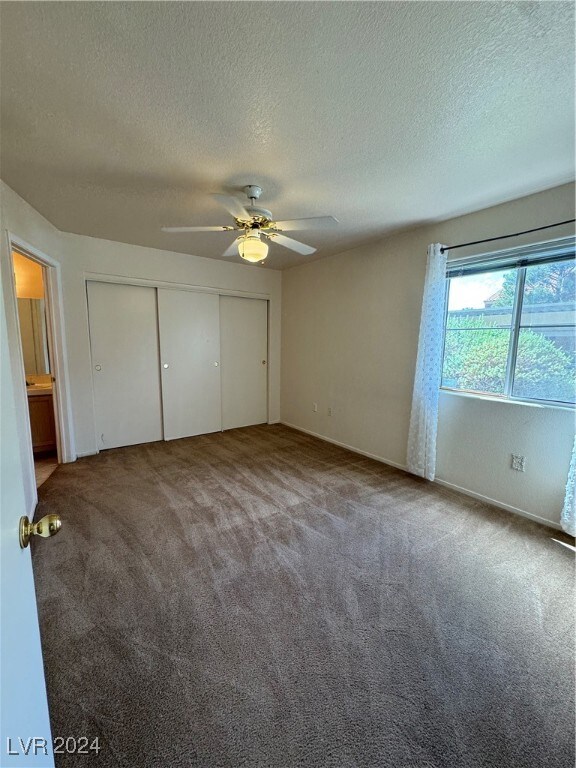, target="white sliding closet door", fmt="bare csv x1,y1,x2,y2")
158,289,221,440
220,296,268,430
87,281,163,449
